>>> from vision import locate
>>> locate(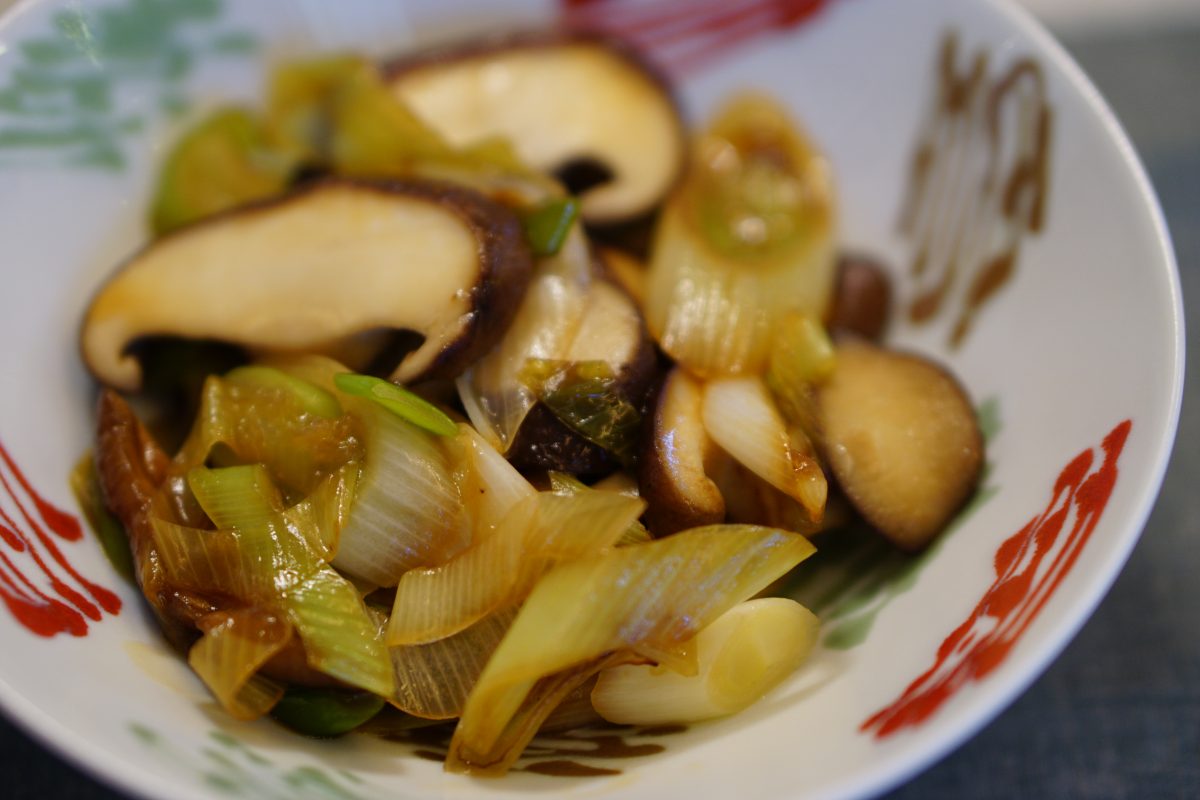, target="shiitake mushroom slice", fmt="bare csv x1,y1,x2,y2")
817,339,983,550
81,178,534,391
386,34,686,226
